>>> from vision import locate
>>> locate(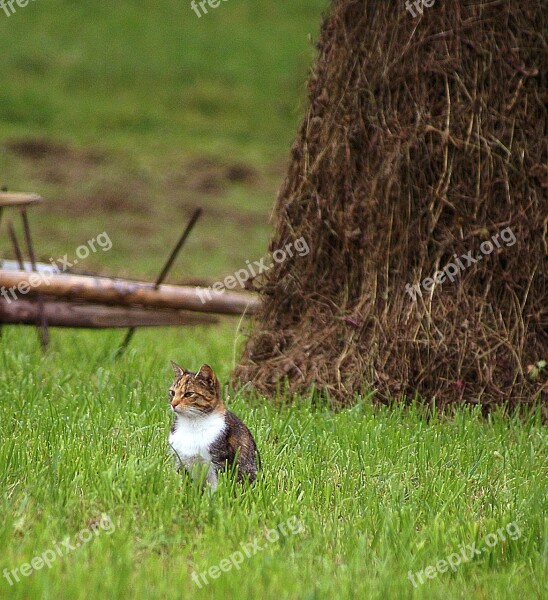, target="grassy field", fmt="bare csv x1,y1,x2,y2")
0,1,546,599
0,325,546,600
